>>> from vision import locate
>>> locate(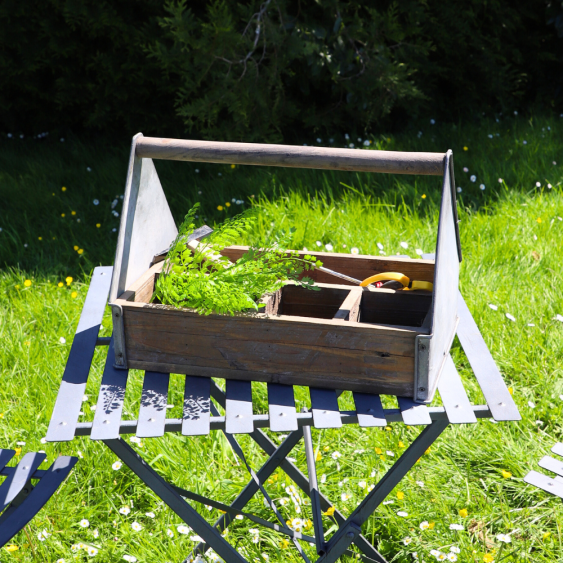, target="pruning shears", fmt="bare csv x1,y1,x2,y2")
319,267,433,292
